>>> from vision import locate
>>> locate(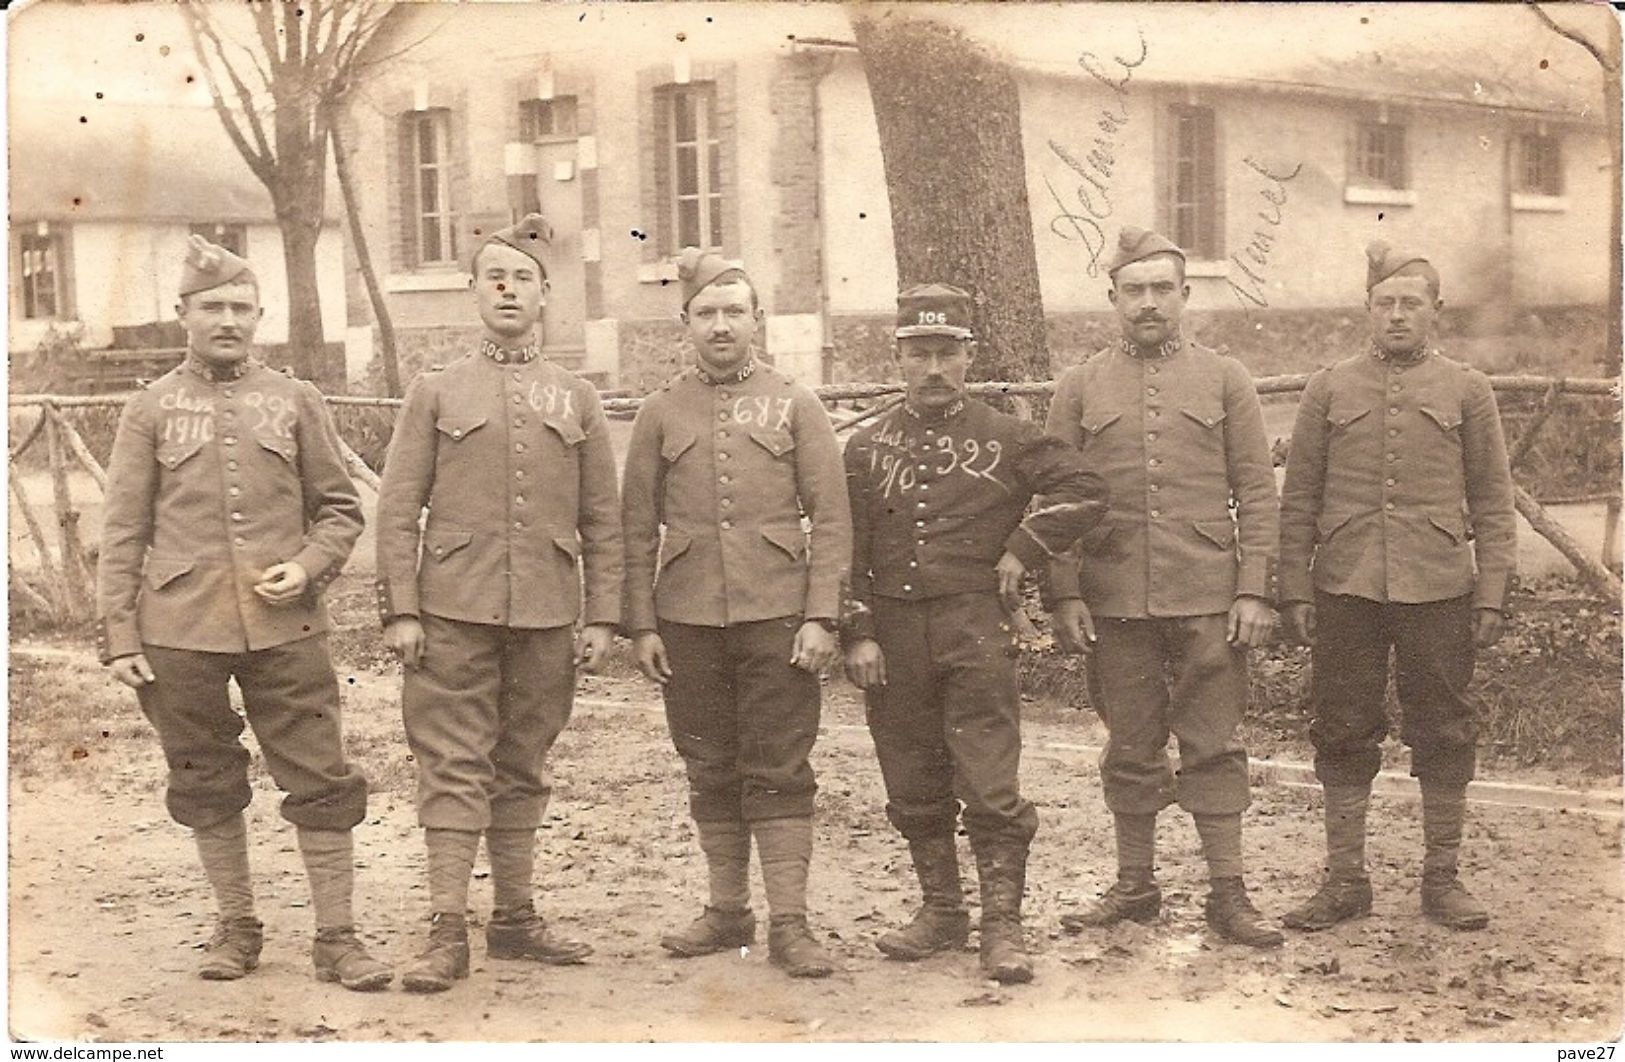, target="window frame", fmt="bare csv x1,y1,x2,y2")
1514,130,1563,197
1166,102,1221,261
407,108,458,268
1352,119,1410,190
519,96,579,142
16,223,66,321
663,82,724,254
